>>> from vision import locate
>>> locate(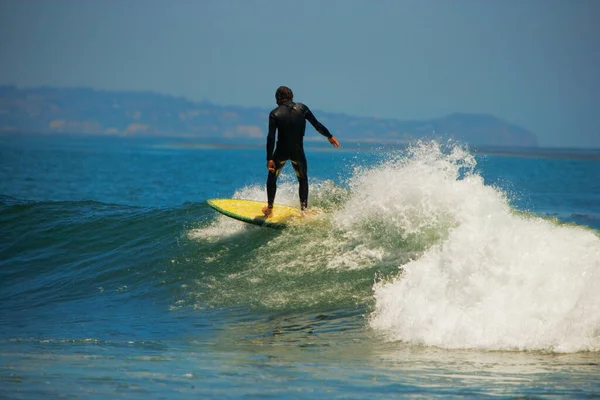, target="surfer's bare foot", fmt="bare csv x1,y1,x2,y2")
301,207,318,217
262,206,272,217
